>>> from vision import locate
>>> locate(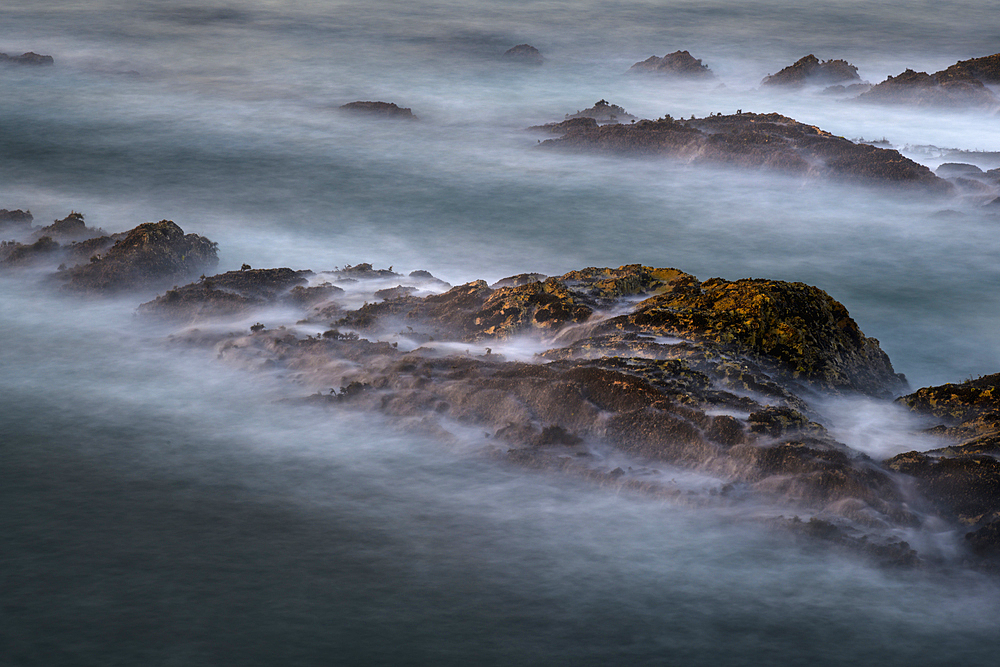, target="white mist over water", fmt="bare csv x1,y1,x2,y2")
3,1,1000,664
